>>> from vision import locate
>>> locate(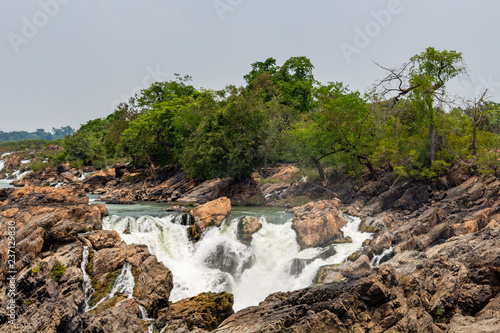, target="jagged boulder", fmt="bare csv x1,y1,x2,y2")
269,165,300,182
188,197,231,241
157,292,234,332
290,199,347,249
237,216,262,245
